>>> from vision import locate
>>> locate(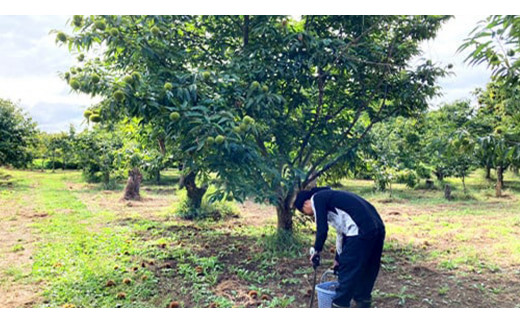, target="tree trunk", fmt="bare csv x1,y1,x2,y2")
157,138,166,155
155,169,161,185
103,171,110,189
462,174,466,195
276,190,296,232
498,166,504,189
156,137,165,185
304,170,318,190
123,167,142,200
435,169,444,181
444,184,452,200
182,171,207,210
496,166,503,197
485,165,491,180
495,180,502,198
276,203,294,232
